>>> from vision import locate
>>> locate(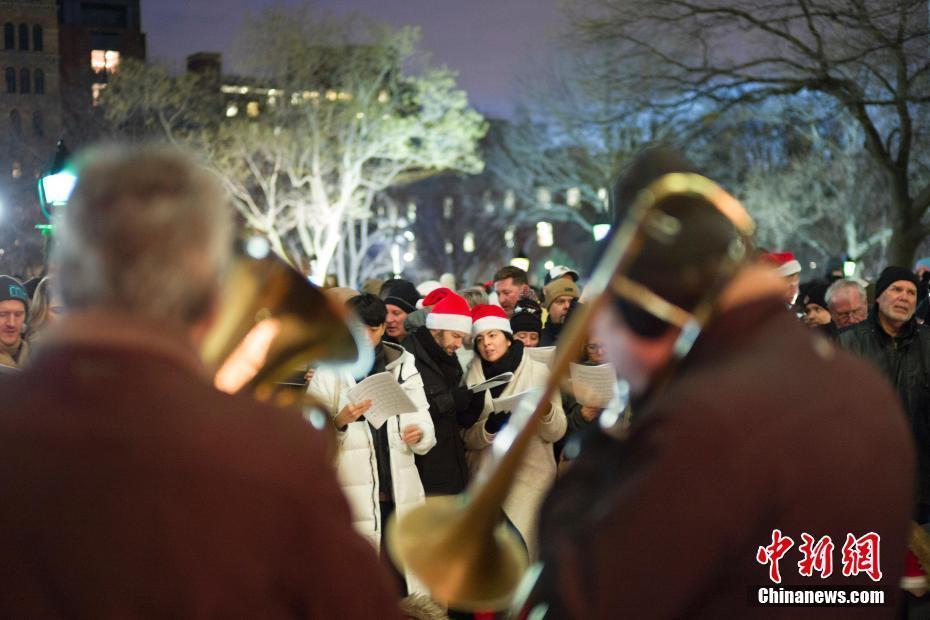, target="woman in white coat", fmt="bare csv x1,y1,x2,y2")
463,304,566,560
307,293,436,595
